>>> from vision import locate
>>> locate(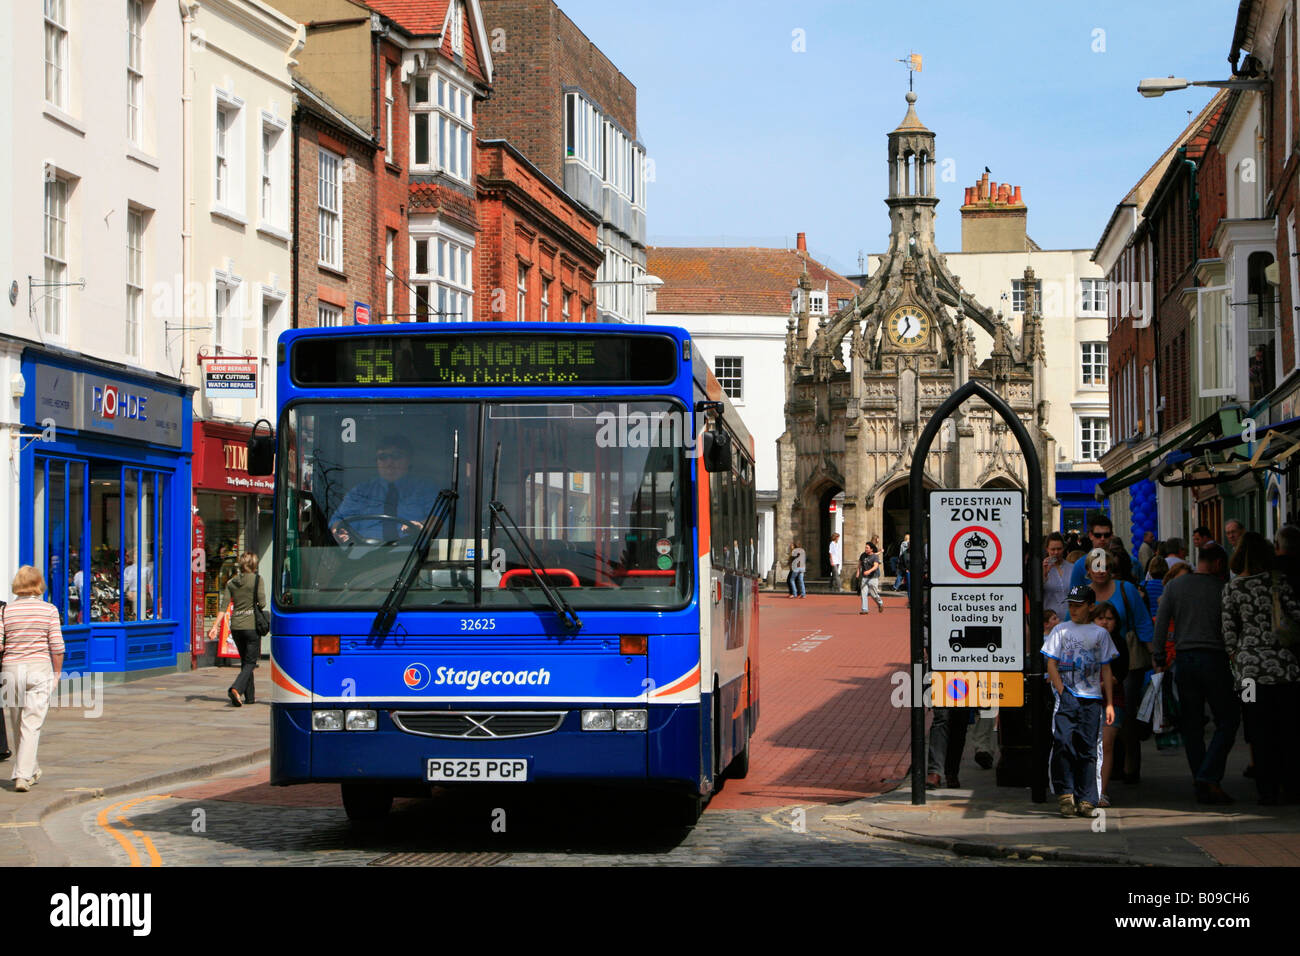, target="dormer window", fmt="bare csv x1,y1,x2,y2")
449,0,465,58
809,291,827,316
